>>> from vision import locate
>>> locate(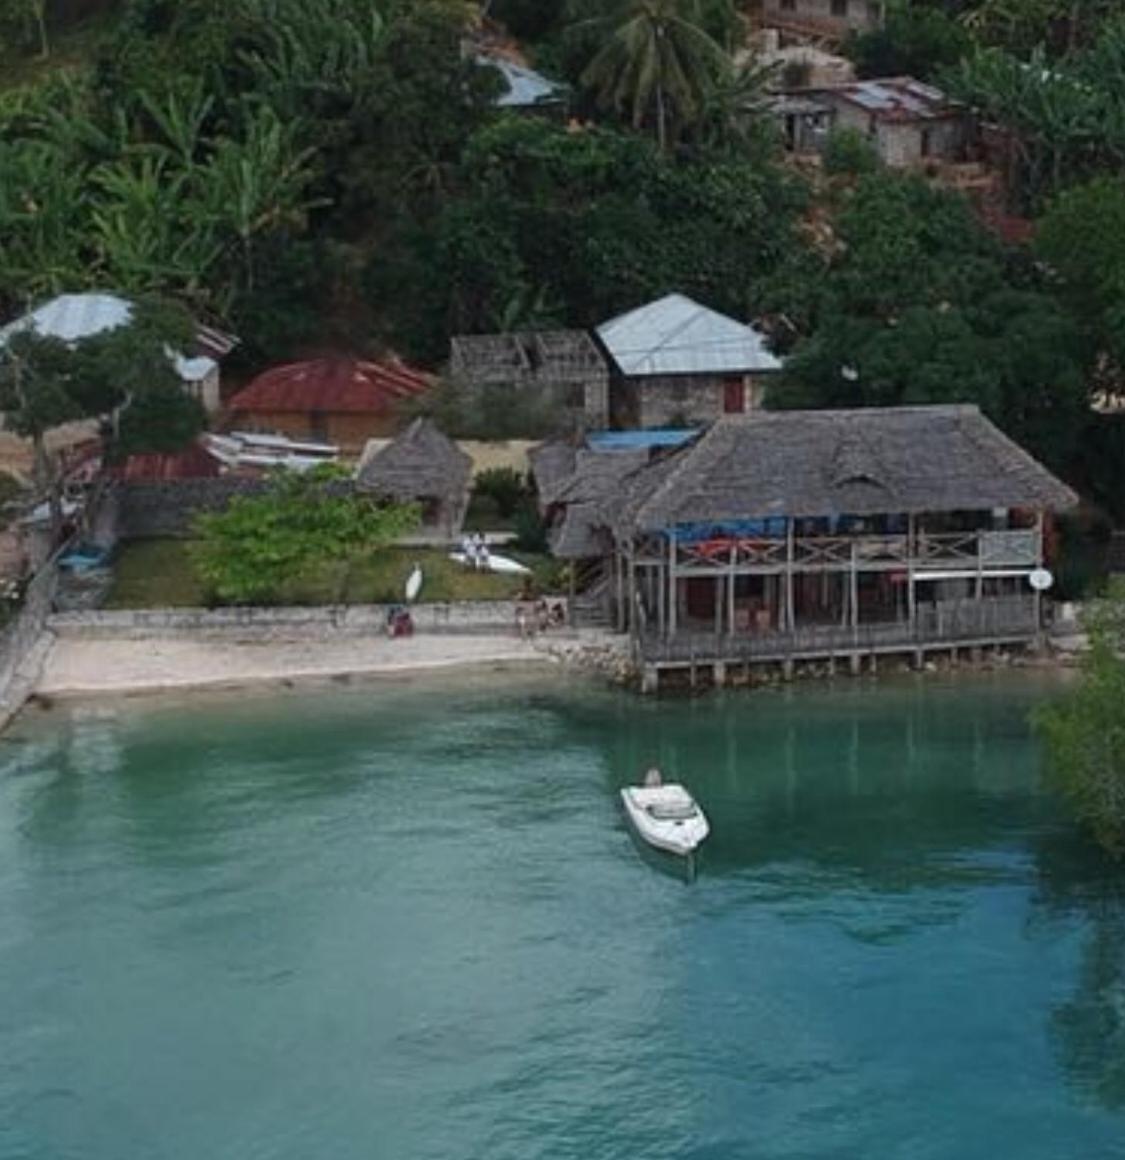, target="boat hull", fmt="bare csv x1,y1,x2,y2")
620,785,709,857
